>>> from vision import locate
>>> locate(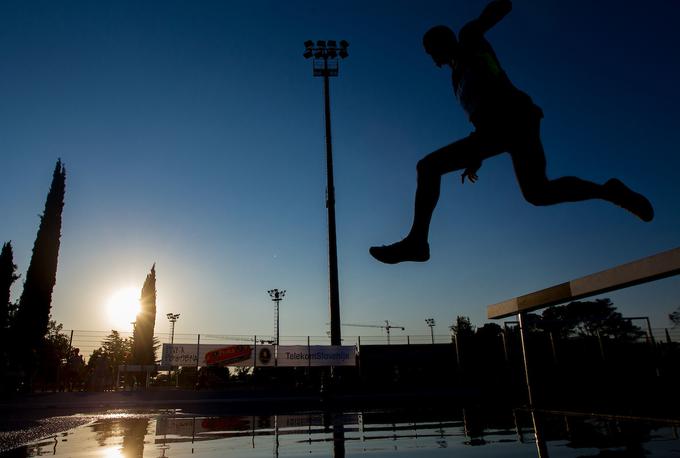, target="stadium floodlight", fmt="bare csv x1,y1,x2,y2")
303,39,349,66
166,313,180,343
301,38,350,347
426,318,436,344
268,289,286,345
